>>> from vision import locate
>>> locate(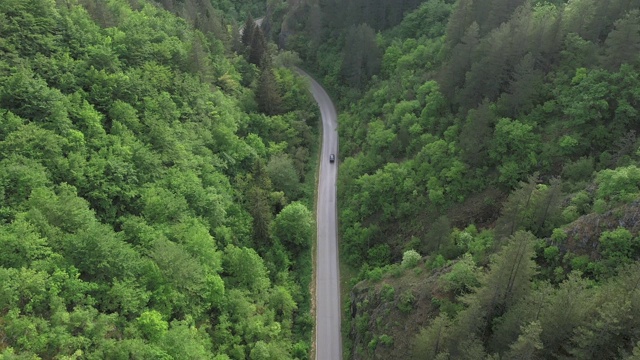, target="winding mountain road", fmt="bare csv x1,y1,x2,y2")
297,69,342,360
